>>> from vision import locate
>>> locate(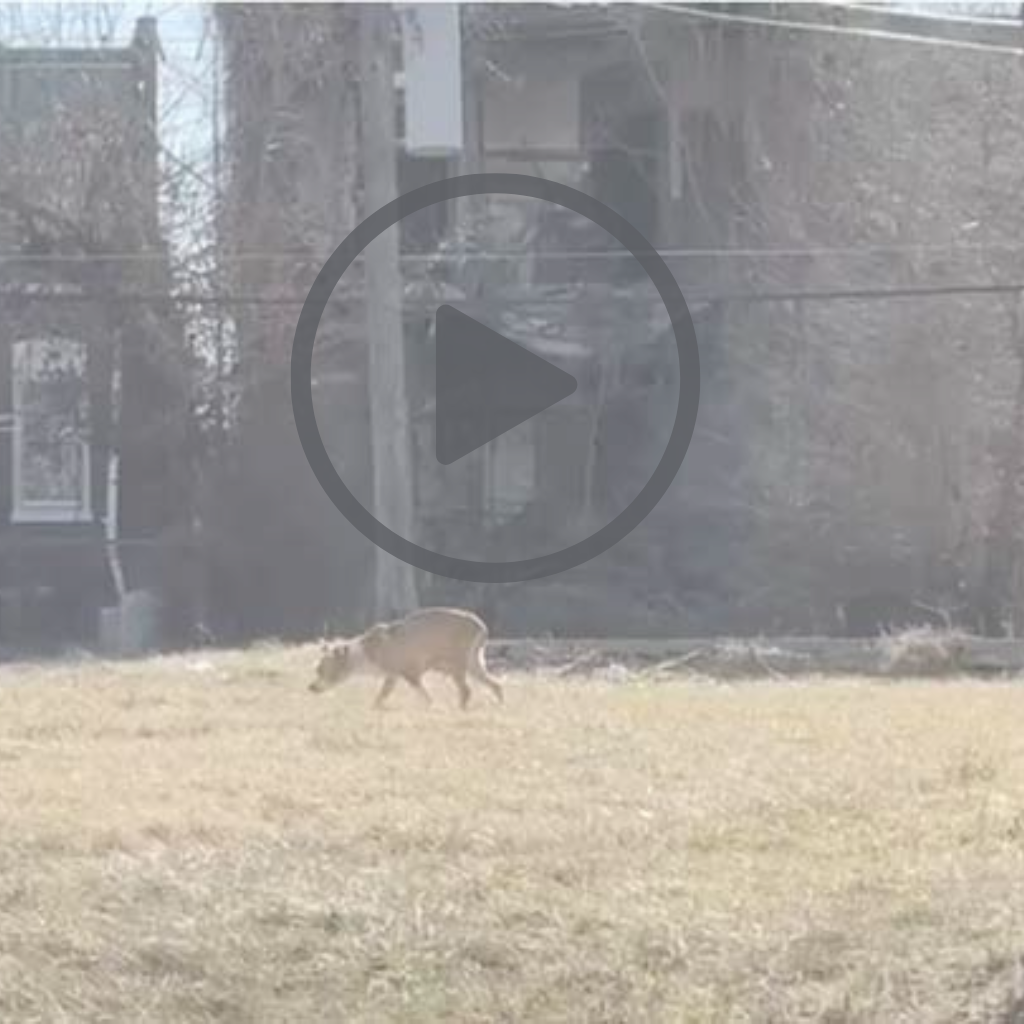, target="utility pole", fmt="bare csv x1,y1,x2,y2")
359,3,419,620
454,20,488,563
